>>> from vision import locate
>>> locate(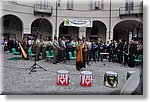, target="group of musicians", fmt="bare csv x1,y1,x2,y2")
5,36,143,71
